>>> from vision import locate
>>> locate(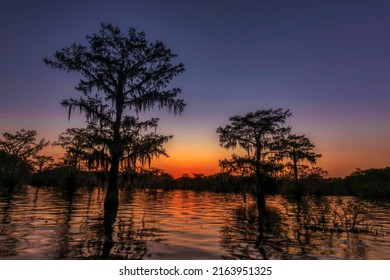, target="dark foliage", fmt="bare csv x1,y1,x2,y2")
44,23,185,210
